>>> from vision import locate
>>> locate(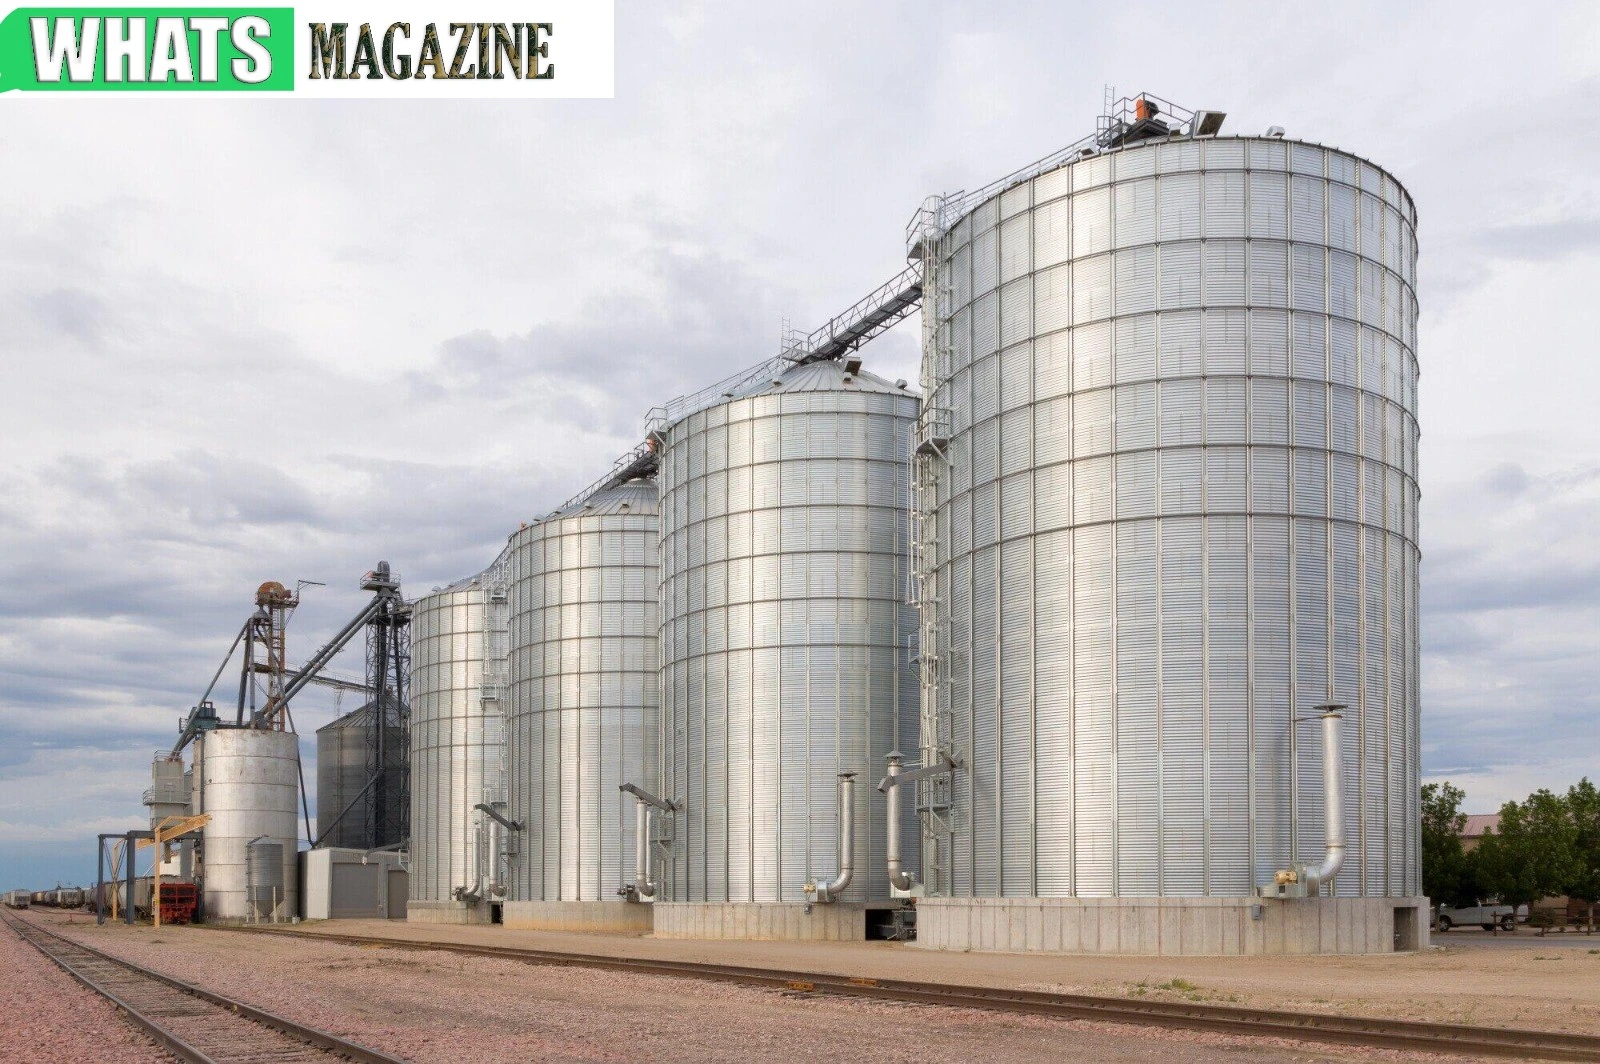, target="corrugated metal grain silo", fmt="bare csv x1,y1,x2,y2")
909,96,1423,953
315,700,406,851
505,476,659,930
654,357,919,937
408,563,510,915
315,707,370,851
